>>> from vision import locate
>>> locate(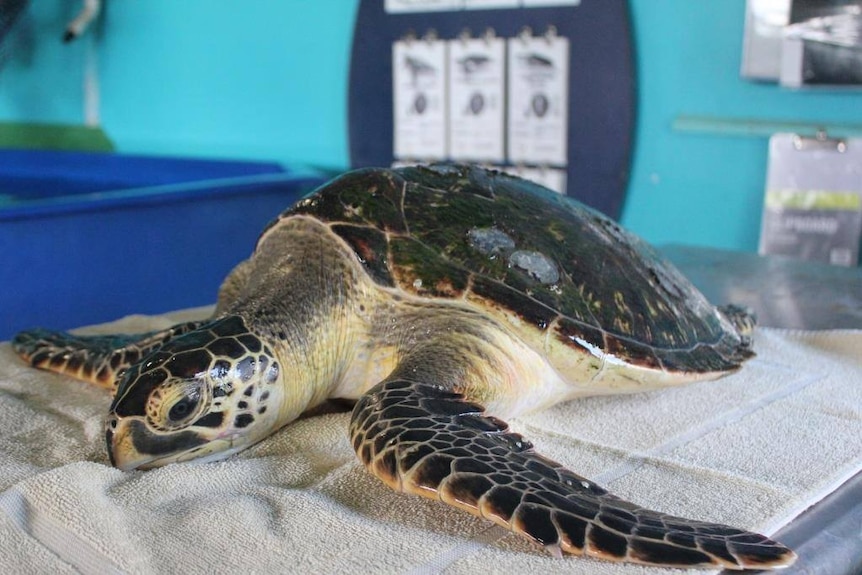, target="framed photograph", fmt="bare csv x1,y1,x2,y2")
742,0,862,88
